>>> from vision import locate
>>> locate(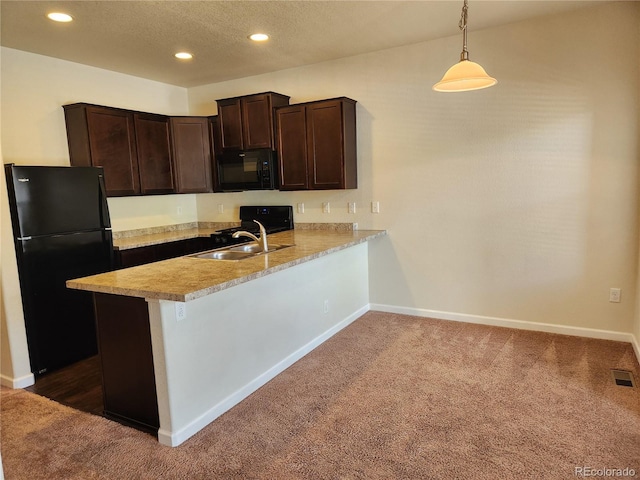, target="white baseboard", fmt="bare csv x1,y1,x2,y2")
158,304,370,447
0,372,35,389
370,303,640,364
632,335,640,366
